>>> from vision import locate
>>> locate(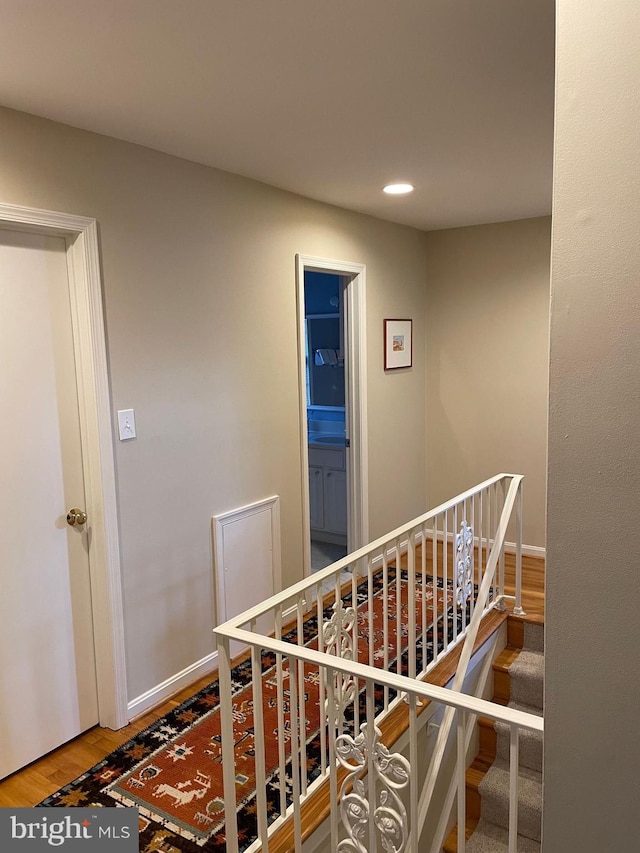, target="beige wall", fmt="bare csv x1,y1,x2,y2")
545,1,640,849
425,217,550,548
0,107,427,701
